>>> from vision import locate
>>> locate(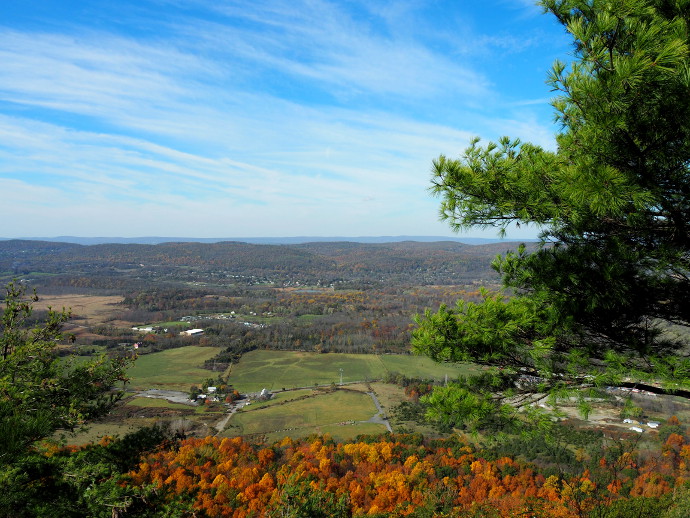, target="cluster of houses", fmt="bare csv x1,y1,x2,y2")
623,418,660,433
179,313,236,323
133,312,266,339
178,313,267,329
195,386,219,403
190,386,272,407
131,325,205,337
